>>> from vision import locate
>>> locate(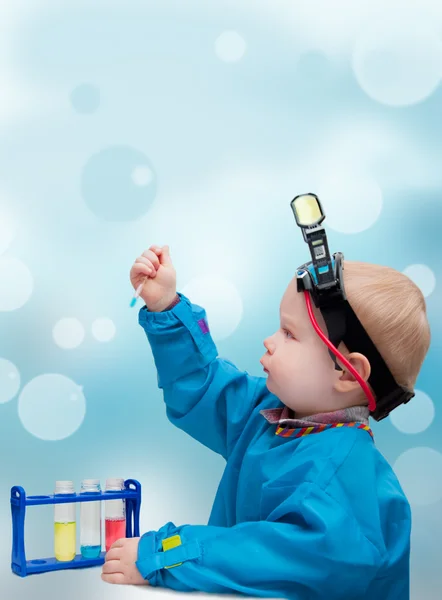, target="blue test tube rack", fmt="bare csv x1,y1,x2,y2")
10,479,141,577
